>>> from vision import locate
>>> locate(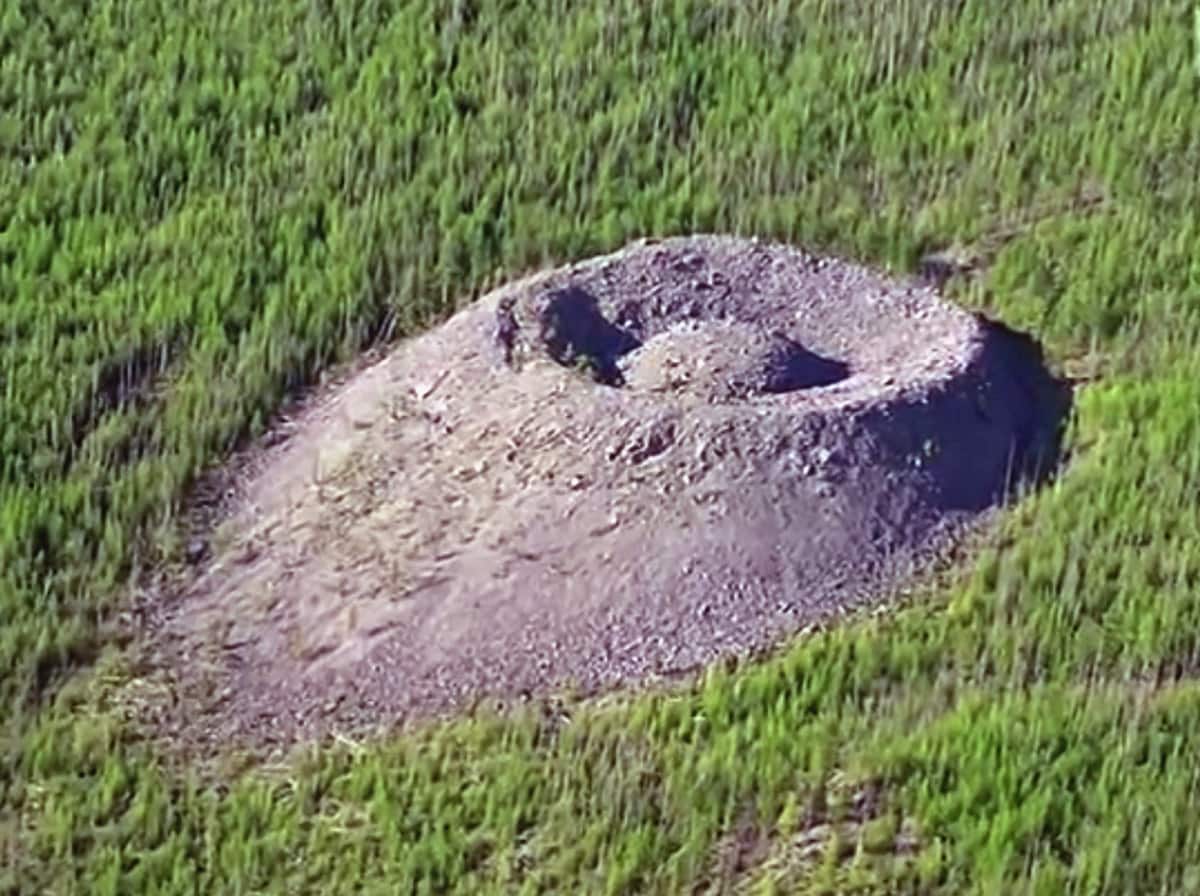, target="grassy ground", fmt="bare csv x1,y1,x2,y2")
2,0,1198,892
